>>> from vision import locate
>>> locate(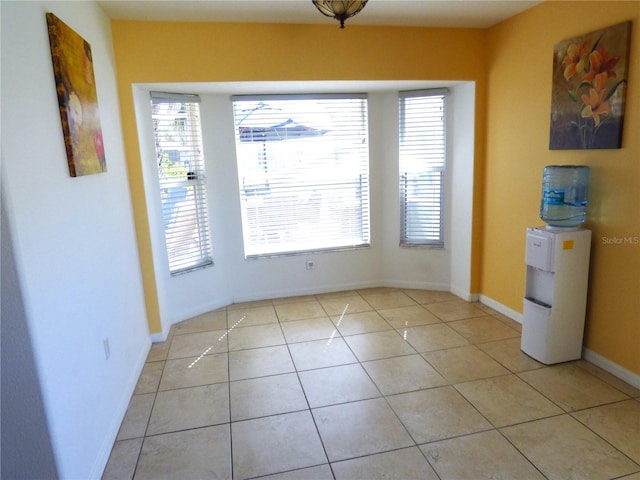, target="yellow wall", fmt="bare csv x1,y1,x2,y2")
112,3,638,377
484,1,639,374
110,21,488,333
